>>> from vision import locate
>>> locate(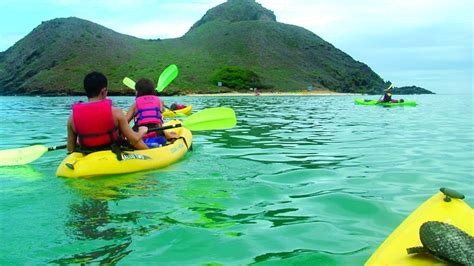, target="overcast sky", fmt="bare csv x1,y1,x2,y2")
0,0,472,94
